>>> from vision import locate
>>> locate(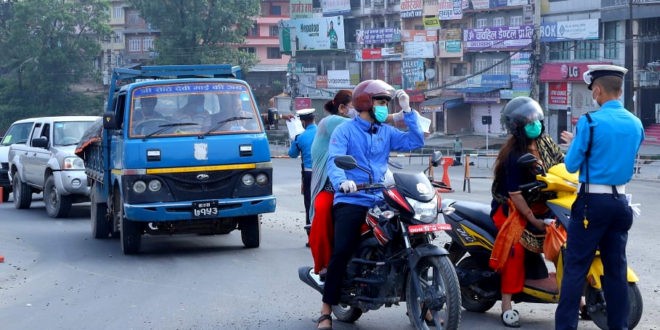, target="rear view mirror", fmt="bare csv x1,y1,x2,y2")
517,153,537,168
334,155,358,170
32,136,48,148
